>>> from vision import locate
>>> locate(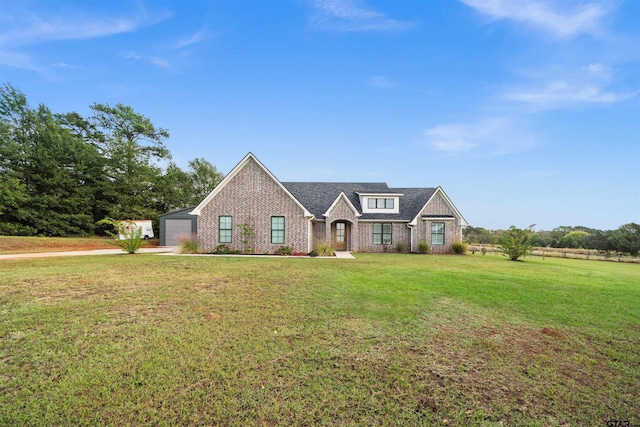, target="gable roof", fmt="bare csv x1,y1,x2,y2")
282,182,438,221
189,152,465,225
409,186,468,227
282,182,386,219
323,192,362,218
190,153,313,218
